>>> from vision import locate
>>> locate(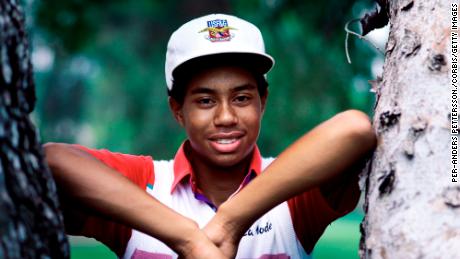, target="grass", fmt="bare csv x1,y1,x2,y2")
69,236,116,259
312,212,362,259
